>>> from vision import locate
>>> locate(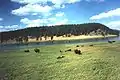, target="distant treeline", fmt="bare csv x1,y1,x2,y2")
0,23,119,43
